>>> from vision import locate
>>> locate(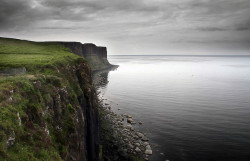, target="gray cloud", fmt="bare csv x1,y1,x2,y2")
0,0,250,54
